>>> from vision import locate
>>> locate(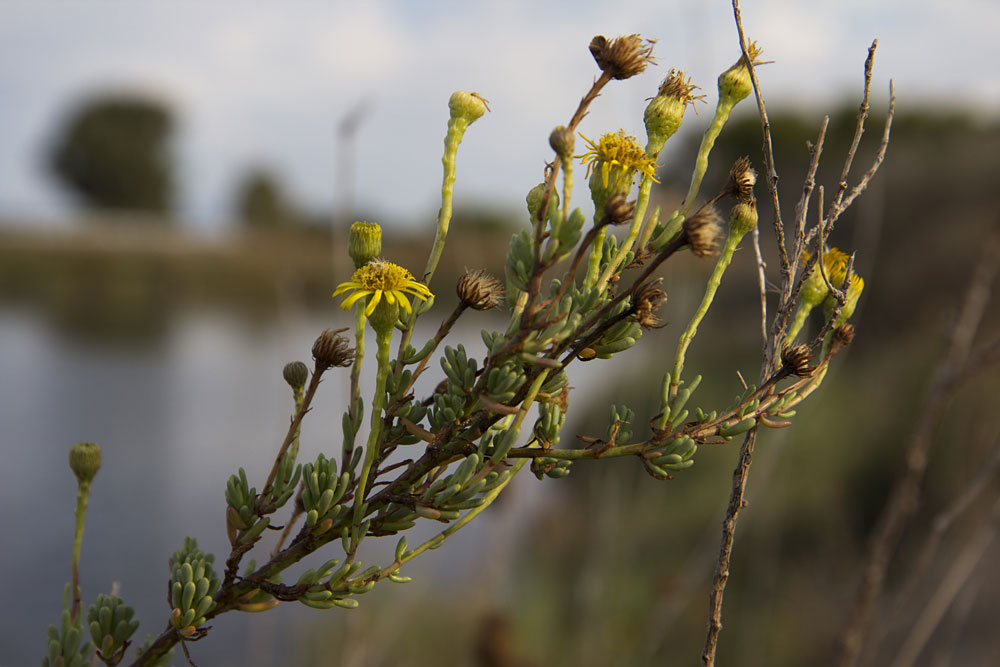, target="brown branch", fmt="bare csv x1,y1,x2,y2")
835,222,1000,667
701,428,759,667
